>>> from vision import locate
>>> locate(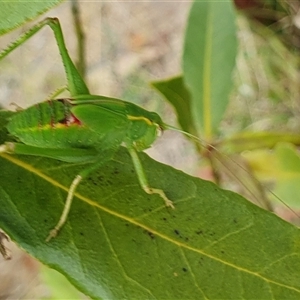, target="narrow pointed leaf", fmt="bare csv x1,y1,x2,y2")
183,1,237,138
